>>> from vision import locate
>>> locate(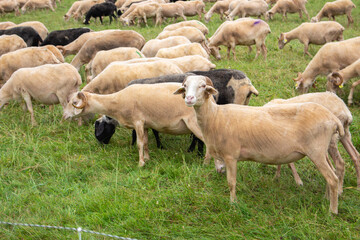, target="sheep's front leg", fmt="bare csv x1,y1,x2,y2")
225,157,237,203
328,138,345,195
346,13,353,27
347,79,360,106
303,42,312,57
143,14,148,27
21,90,37,126
135,121,146,166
